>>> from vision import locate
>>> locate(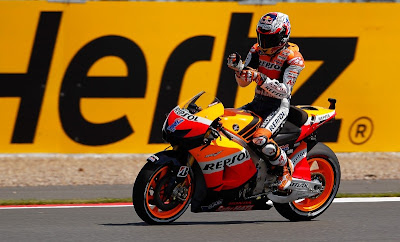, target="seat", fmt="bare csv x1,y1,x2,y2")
274,106,308,145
